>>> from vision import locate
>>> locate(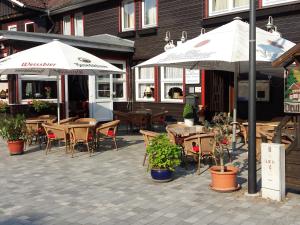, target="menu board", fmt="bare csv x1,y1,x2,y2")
185,69,200,84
